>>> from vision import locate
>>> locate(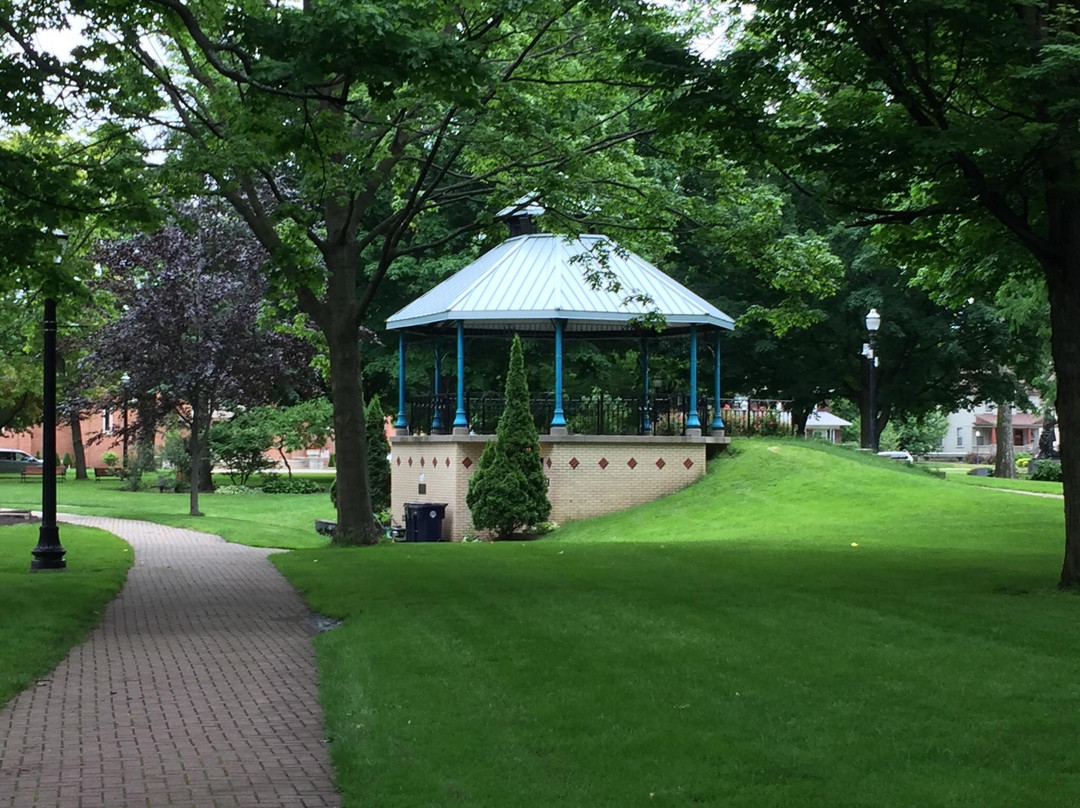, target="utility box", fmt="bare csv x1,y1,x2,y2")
404,502,448,542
